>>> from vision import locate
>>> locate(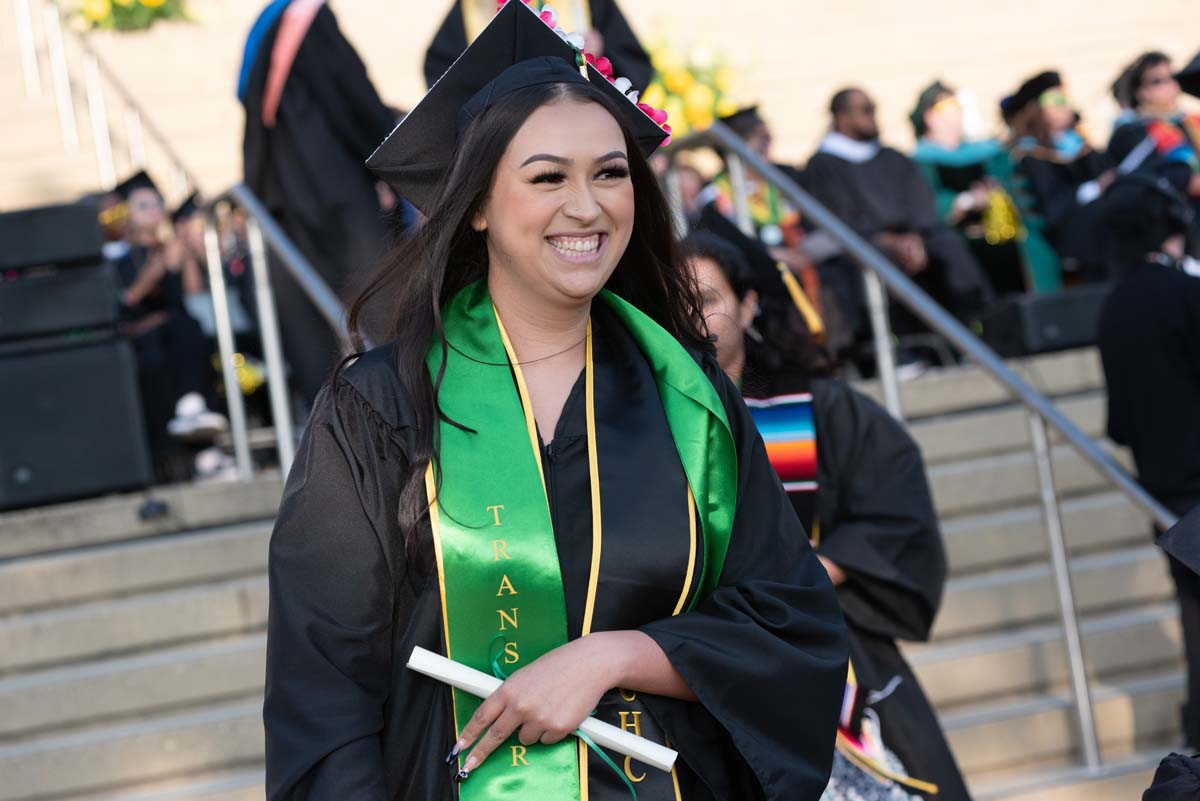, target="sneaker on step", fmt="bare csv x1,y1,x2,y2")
193,446,239,482
168,392,229,442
